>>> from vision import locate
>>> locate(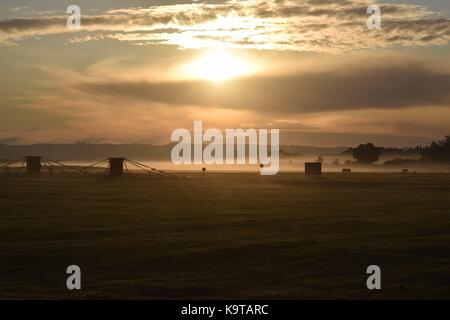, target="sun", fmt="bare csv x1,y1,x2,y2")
186,49,252,82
